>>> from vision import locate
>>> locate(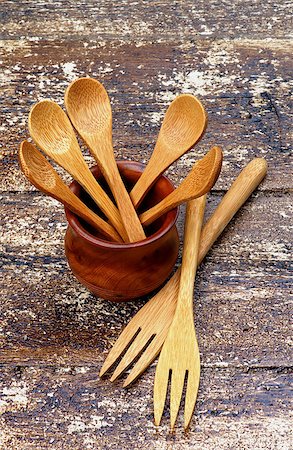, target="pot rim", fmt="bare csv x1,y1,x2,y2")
65,160,179,249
